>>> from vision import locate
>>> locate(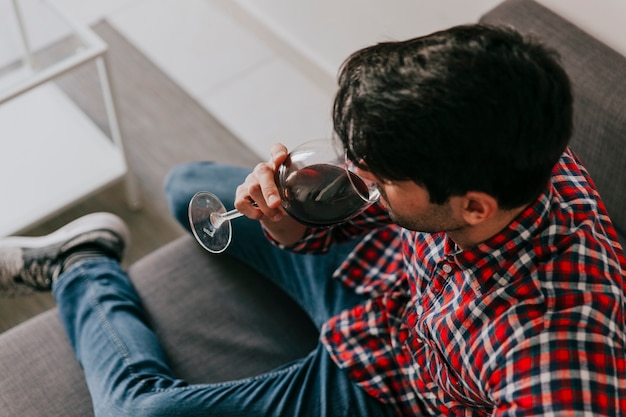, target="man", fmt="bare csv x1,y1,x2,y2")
1,24,624,416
